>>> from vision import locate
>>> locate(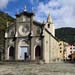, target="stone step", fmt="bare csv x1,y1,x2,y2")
0,60,44,65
